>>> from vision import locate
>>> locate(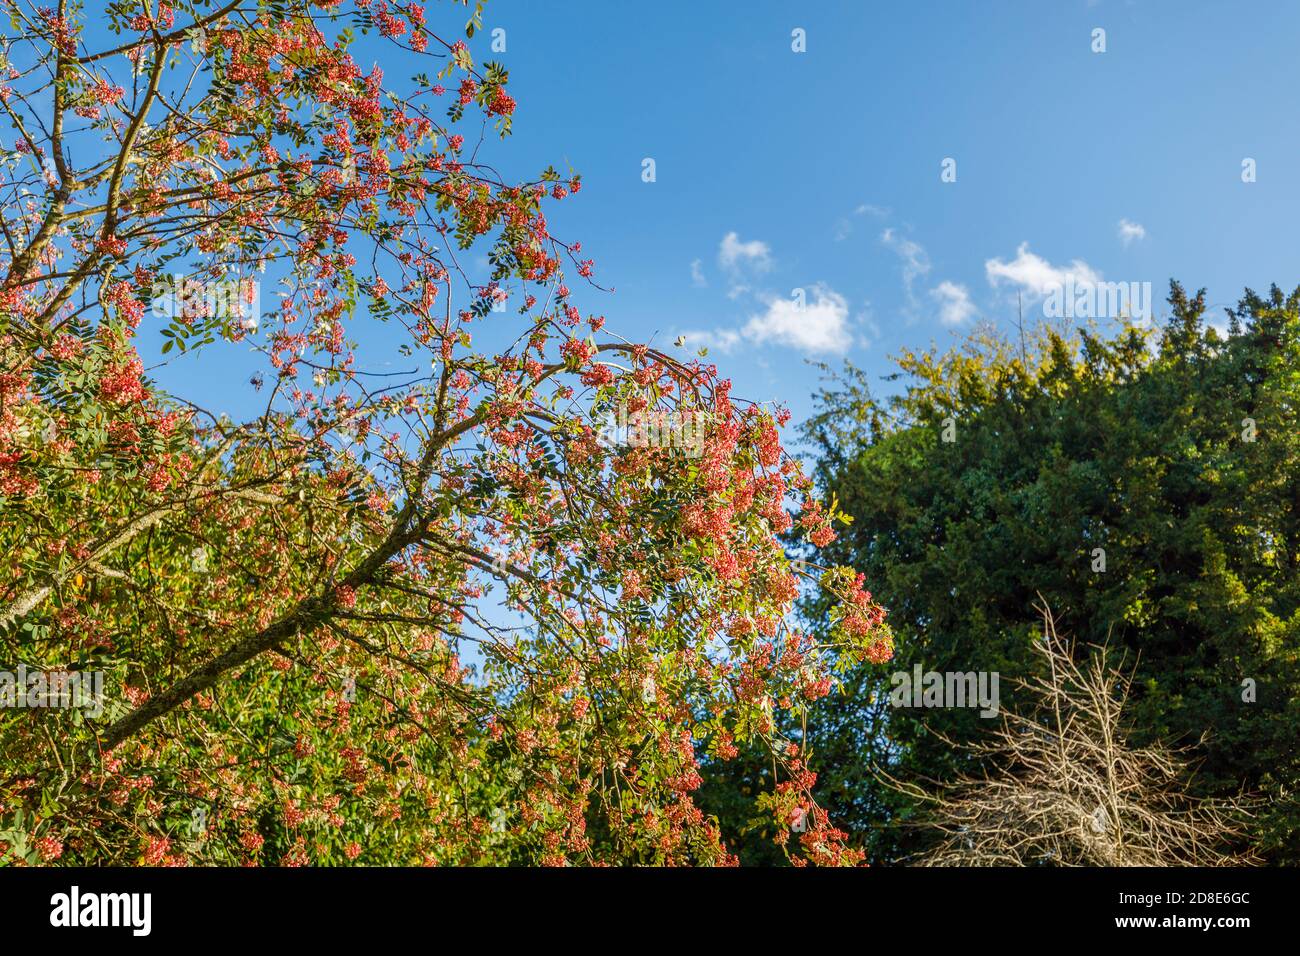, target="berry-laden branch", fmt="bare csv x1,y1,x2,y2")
0,0,891,867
